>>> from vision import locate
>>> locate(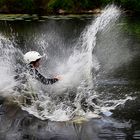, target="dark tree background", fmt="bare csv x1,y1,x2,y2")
0,0,140,14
